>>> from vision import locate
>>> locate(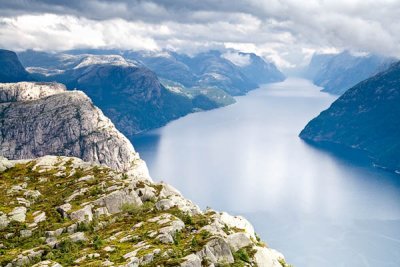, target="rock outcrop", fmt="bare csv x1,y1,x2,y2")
0,156,289,267
300,61,400,172
0,82,149,176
